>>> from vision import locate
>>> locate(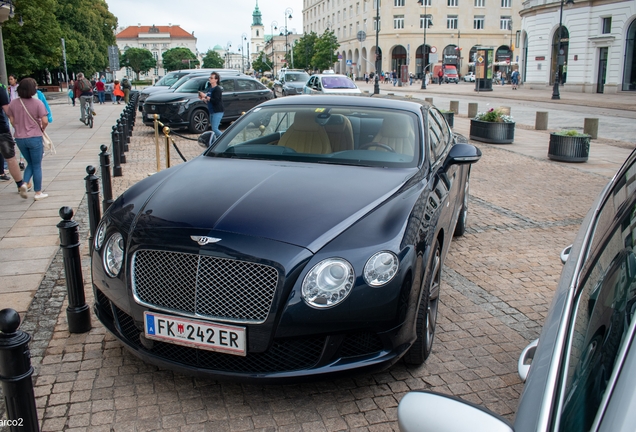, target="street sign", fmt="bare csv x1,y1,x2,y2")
346,59,352,66
108,45,120,71
430,46,437,53
357,31,366,42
